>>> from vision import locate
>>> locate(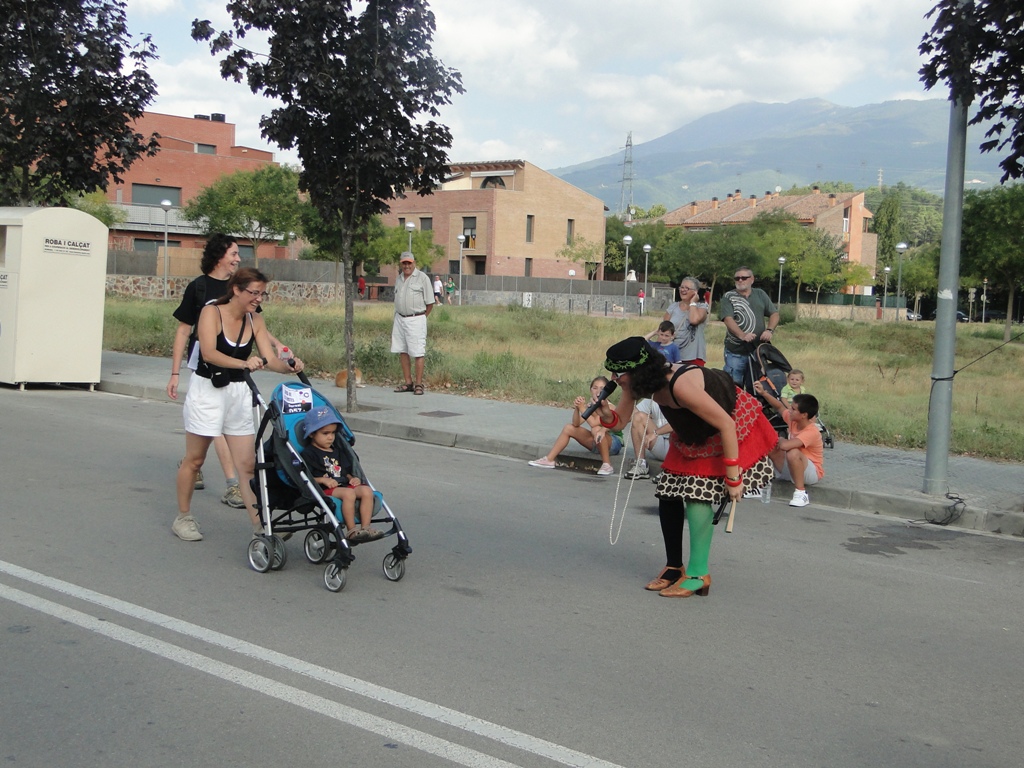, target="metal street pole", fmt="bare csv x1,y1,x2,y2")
160,199,172,299
457,234,465,306
982,278,988,323
895,242,907,321
405,221,416,253
883,266,891,321
643,243,651,317
924,85,969,495
622,235,632,310
777,257,786,304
